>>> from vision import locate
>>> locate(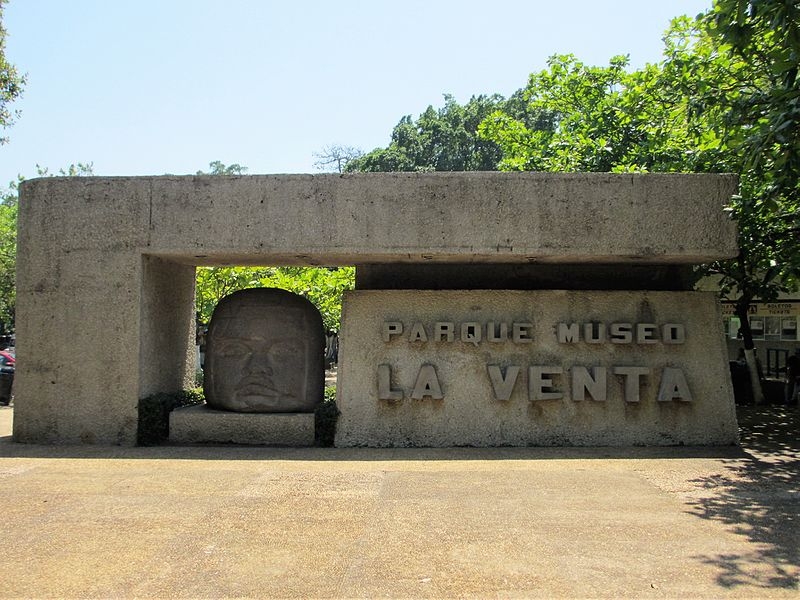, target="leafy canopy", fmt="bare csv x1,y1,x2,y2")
196,265,354,332
0,0,24,144
345,94,508,172
197,161,248,176
477,4,799,352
